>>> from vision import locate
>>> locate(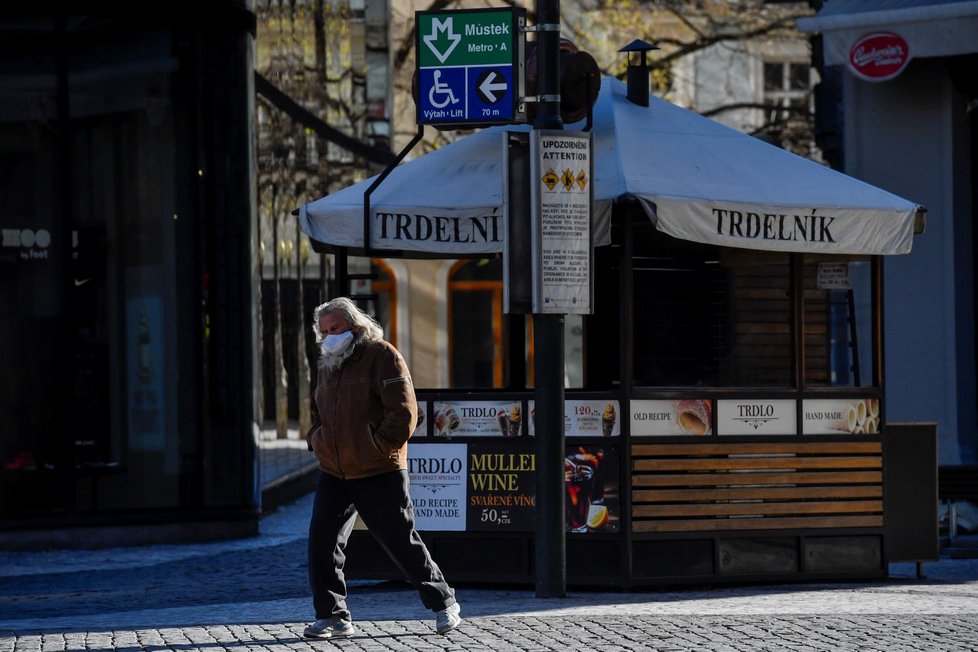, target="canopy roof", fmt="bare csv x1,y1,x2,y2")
797,0,978,65
299,77,921,258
